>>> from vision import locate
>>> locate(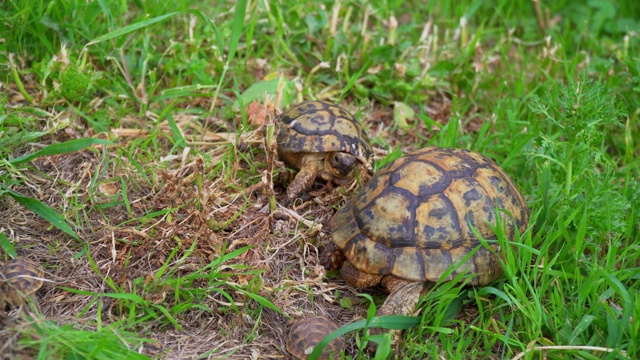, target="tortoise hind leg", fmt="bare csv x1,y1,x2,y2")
285,160,319,205
366,279,425,354
379,278,425,316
